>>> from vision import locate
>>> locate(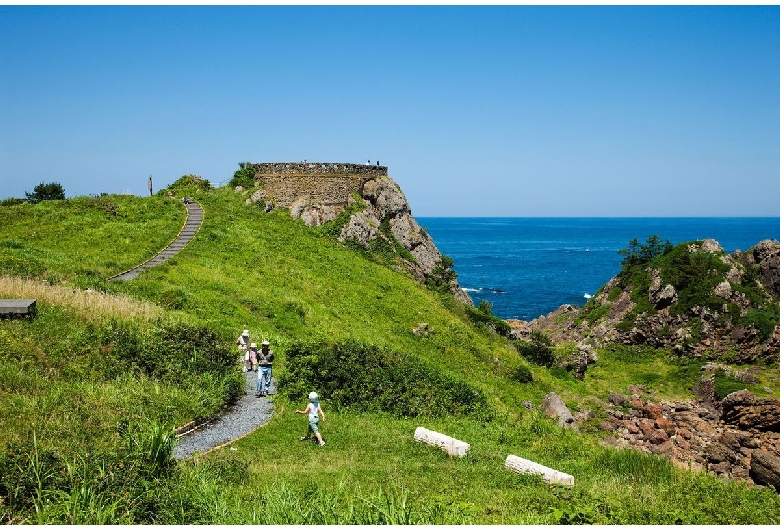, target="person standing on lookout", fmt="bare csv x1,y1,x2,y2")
255,340,274,397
